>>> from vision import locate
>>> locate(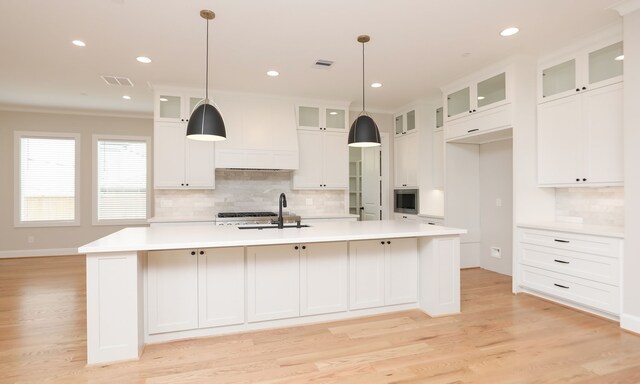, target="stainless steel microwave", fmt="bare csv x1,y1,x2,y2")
394,189,418,214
